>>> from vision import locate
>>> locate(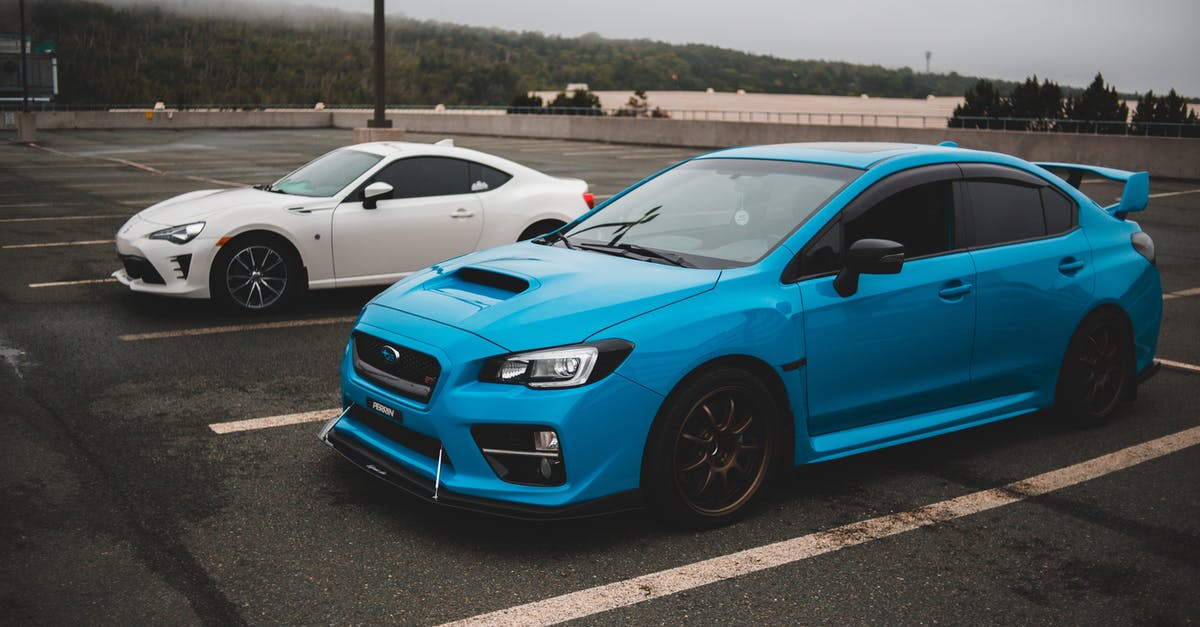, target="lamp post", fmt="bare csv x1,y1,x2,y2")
367,0,391,128
19,0,30,113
